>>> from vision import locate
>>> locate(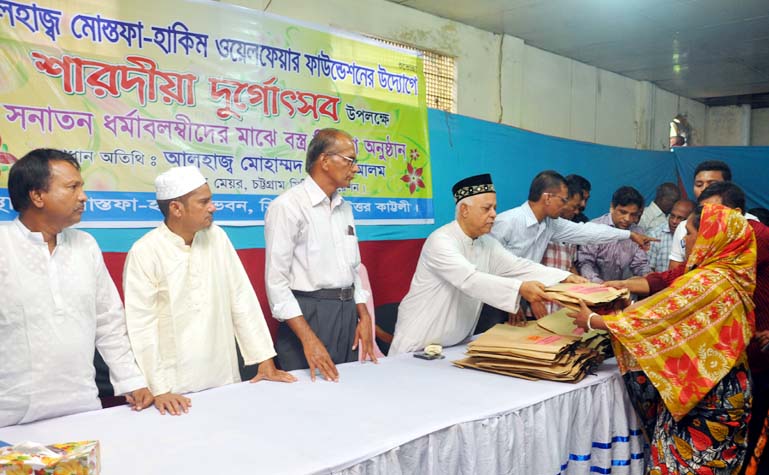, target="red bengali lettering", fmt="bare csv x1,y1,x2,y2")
208,75,340,122
31,52,85,94
209,77,248,120
246,77,281,117
30,52,198,107
316,93,340,122
279,90,297,117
